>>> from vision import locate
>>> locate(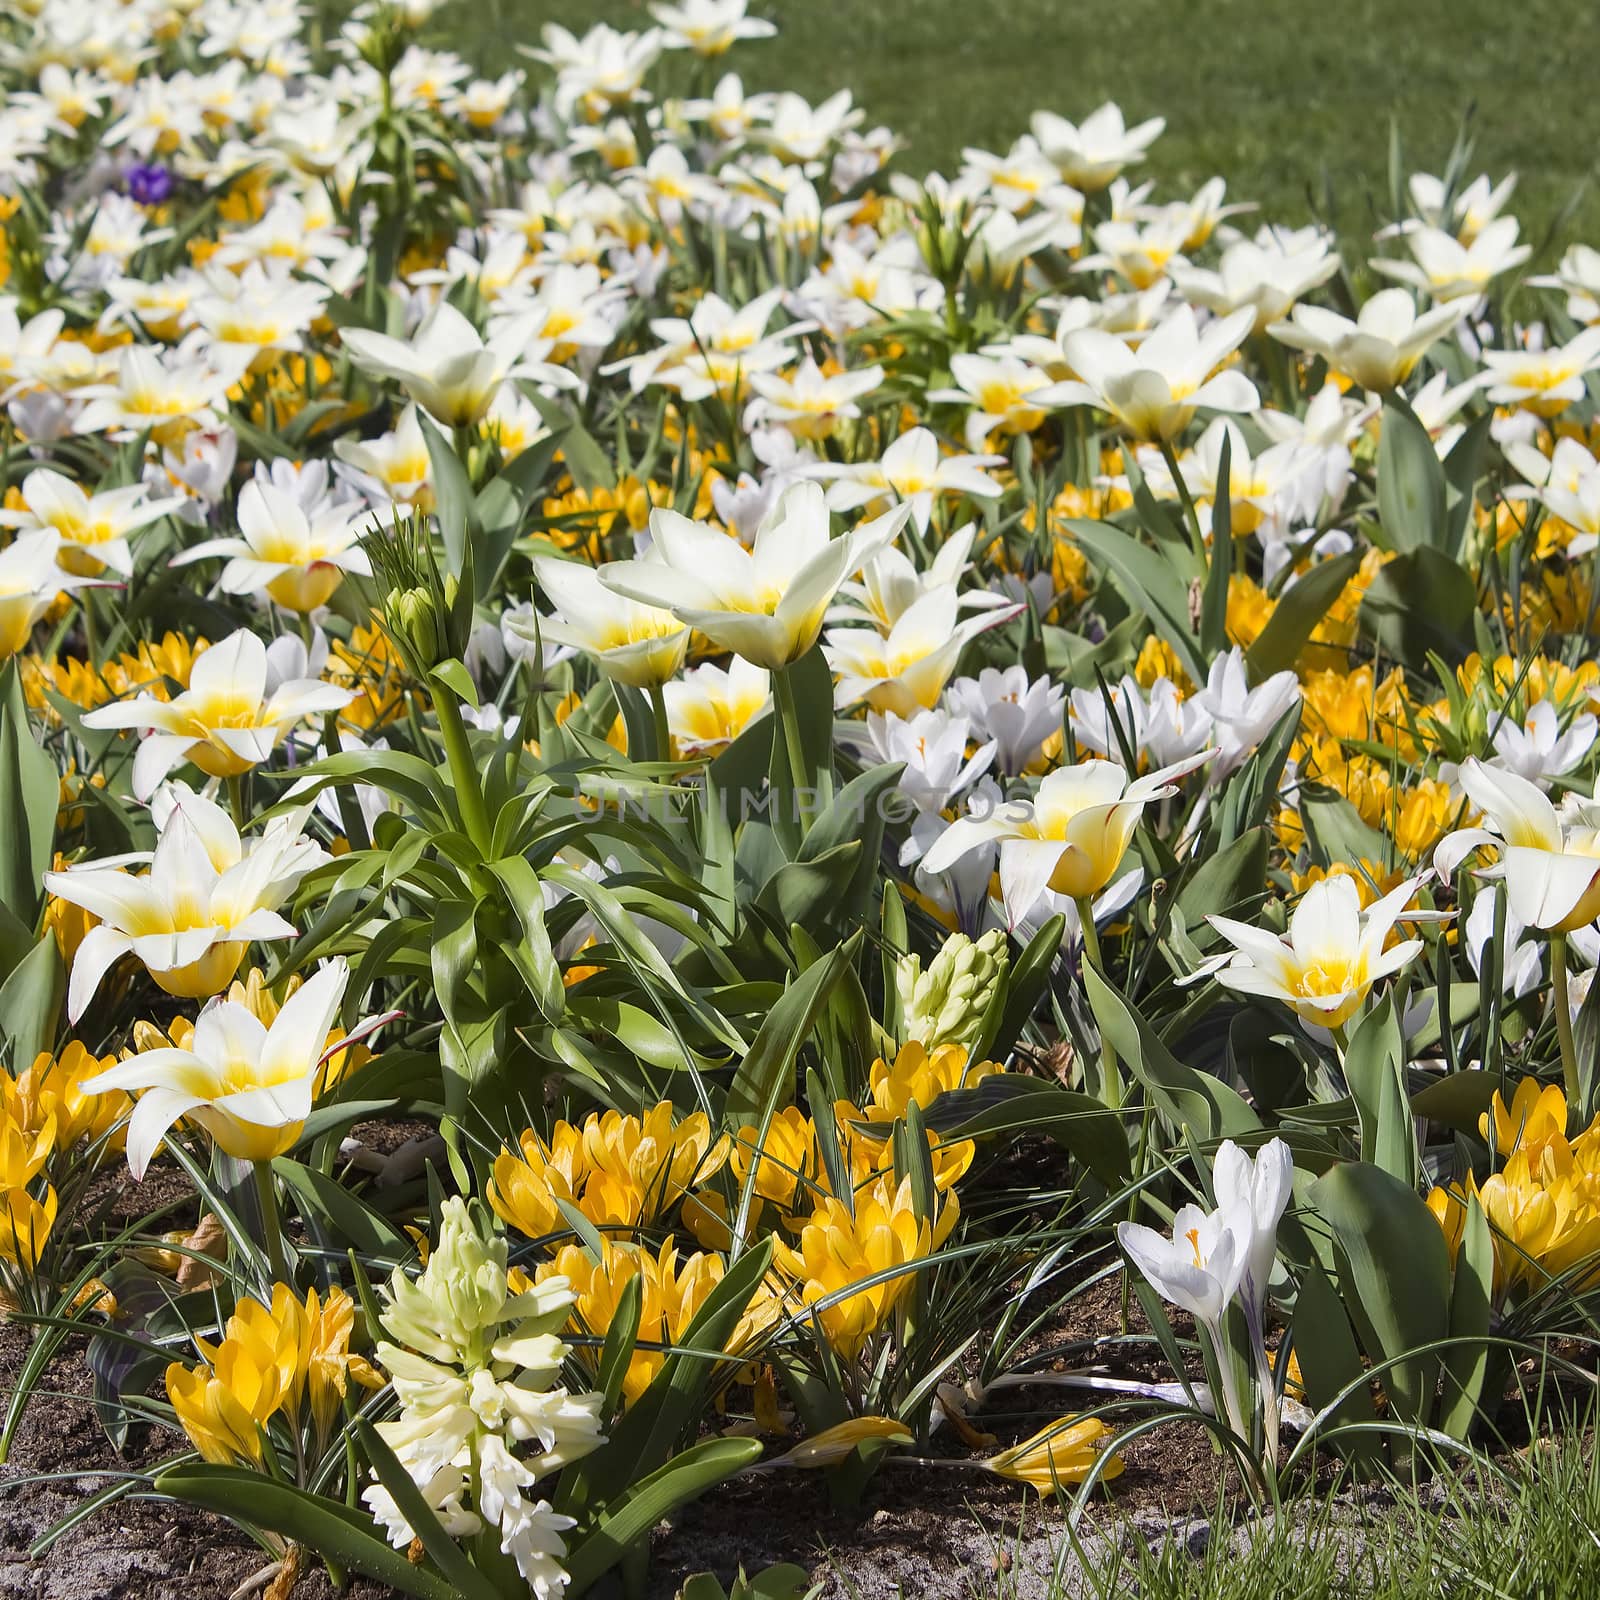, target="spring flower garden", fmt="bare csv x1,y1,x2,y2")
4,0,1600,1595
